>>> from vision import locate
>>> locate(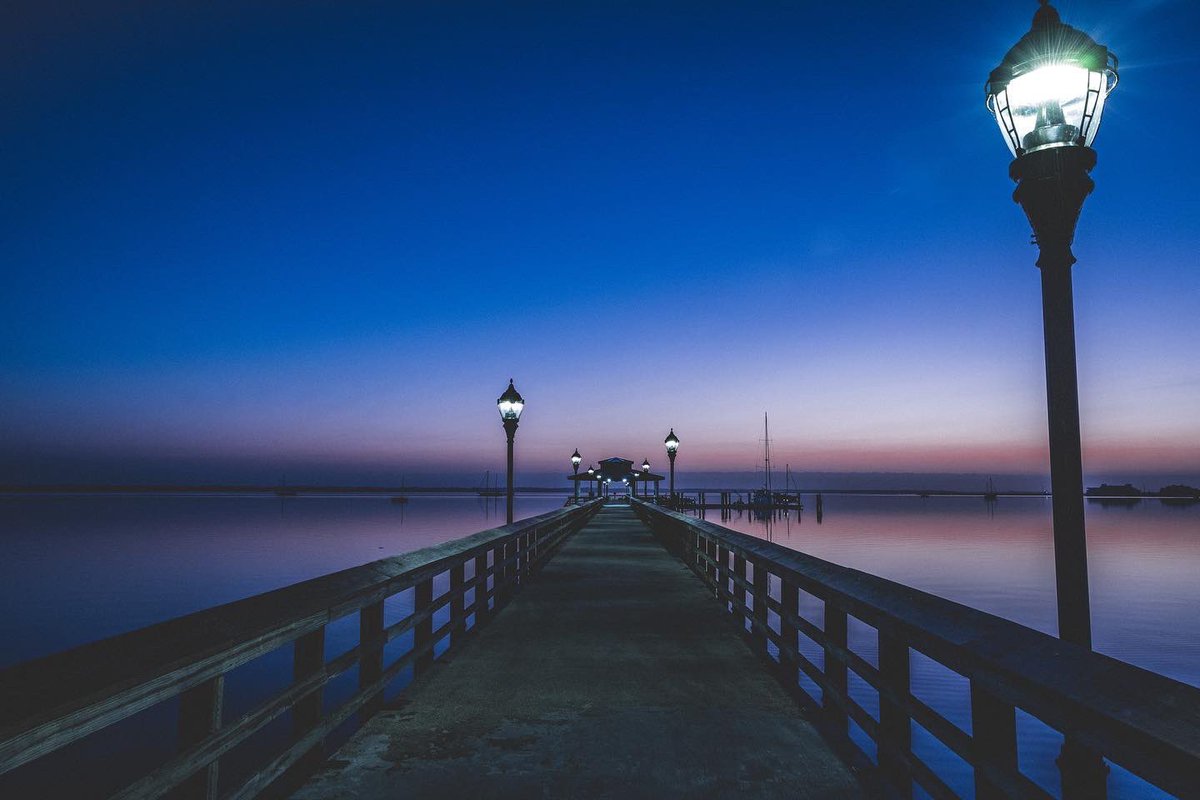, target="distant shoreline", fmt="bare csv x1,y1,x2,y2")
0,484,1090,498
2,484,1195,501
